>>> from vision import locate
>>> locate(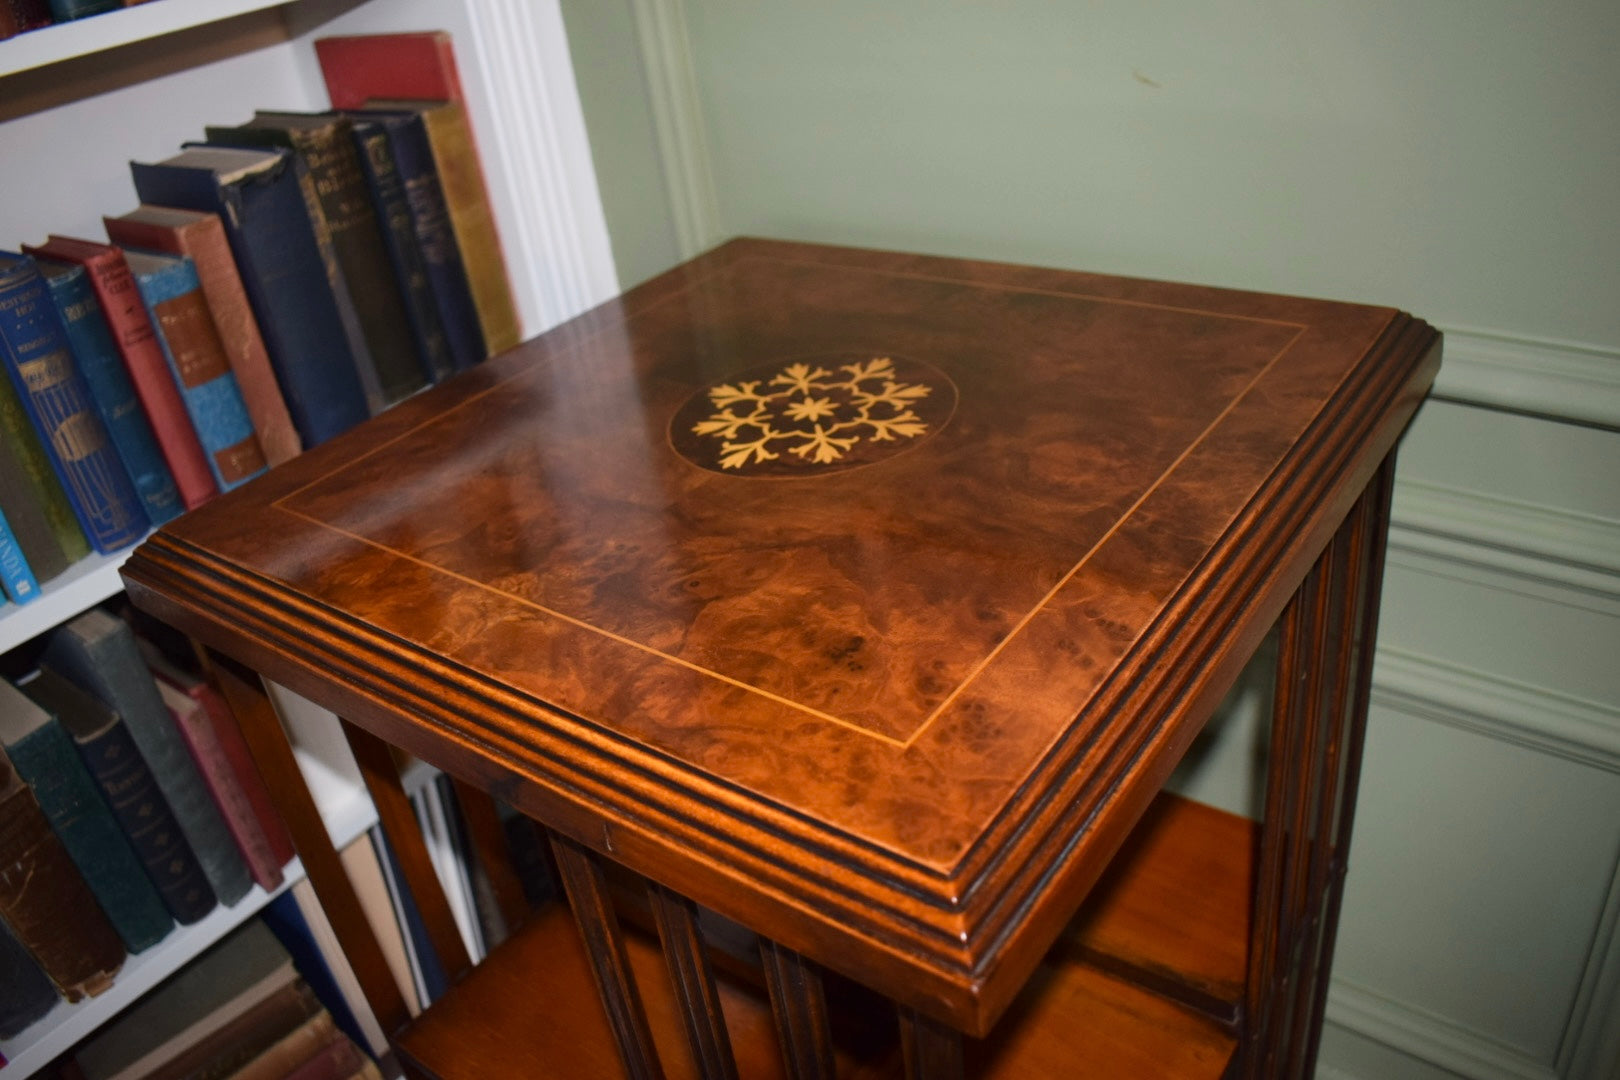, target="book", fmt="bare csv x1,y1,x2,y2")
146,979,320,1080
222,1008,337,1080
260,885,377,1060
0,505,40,604
370,823,447,1007
315,31,470,110
0,371,90,583
151,672,287,893
128,146,371,447
0,914,59,1041
3,675,173,953
340,831,420,1019
205,112,429,409
71,919,297,1080
0,253,149,554
103,206,303,467
47,0,120,19
363,100,521,355
33,258,184,527
38,660,217,925
0,743,125,1001
21,236,218,511
349,109,483,372
122,250,268,493
347,115,456,382
43,610,253,906
278,1030,377,1080
0,0,51,40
